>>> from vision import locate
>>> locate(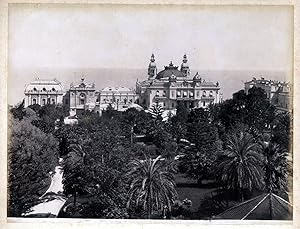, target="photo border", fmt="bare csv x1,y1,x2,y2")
0,1,299,229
